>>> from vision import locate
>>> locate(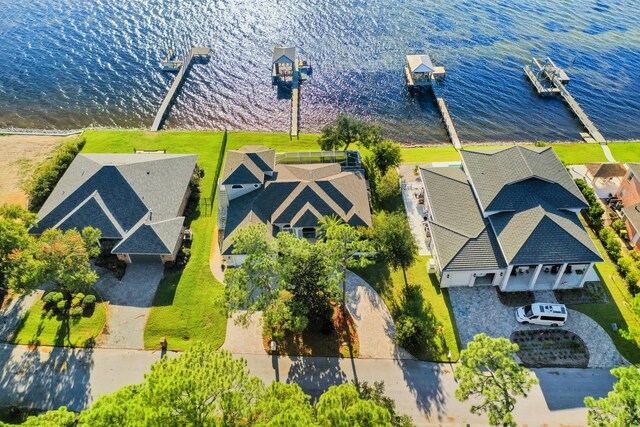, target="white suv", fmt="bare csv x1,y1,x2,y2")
516,303,567,327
